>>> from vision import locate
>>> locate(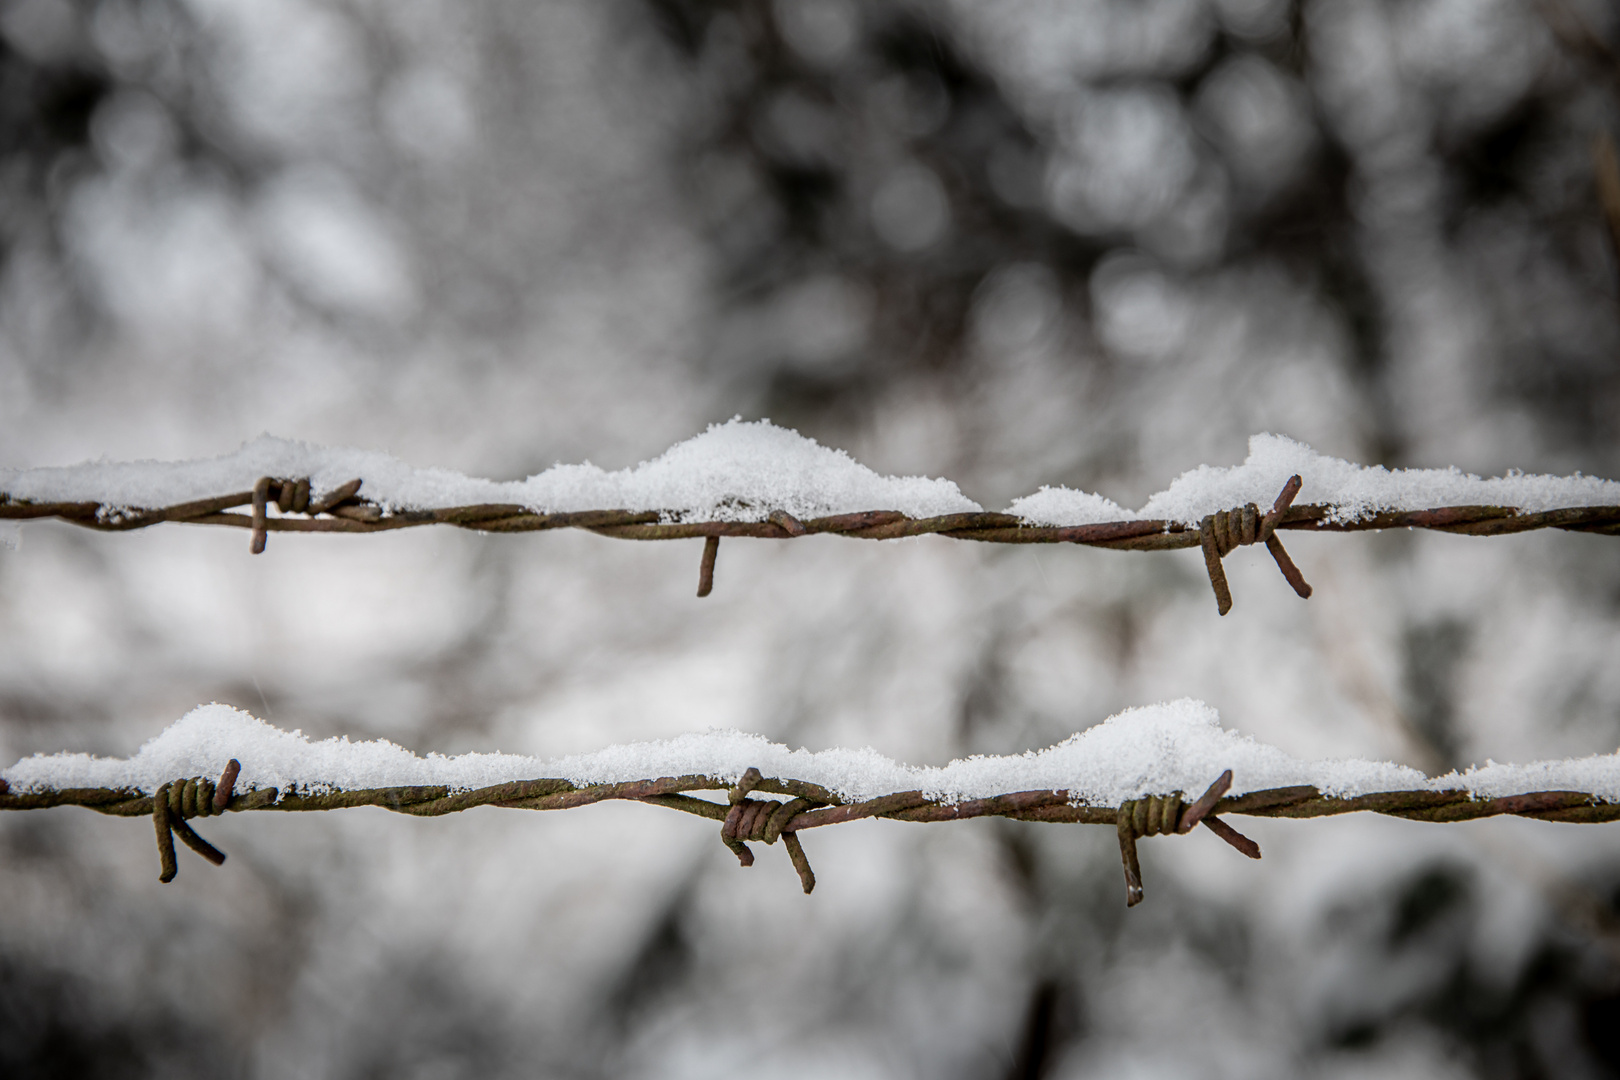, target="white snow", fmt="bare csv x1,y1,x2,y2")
6,427,1615,529
8,699,1619,805
1001,486,1132,528
0,419,981,523
1008,433,1620,526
